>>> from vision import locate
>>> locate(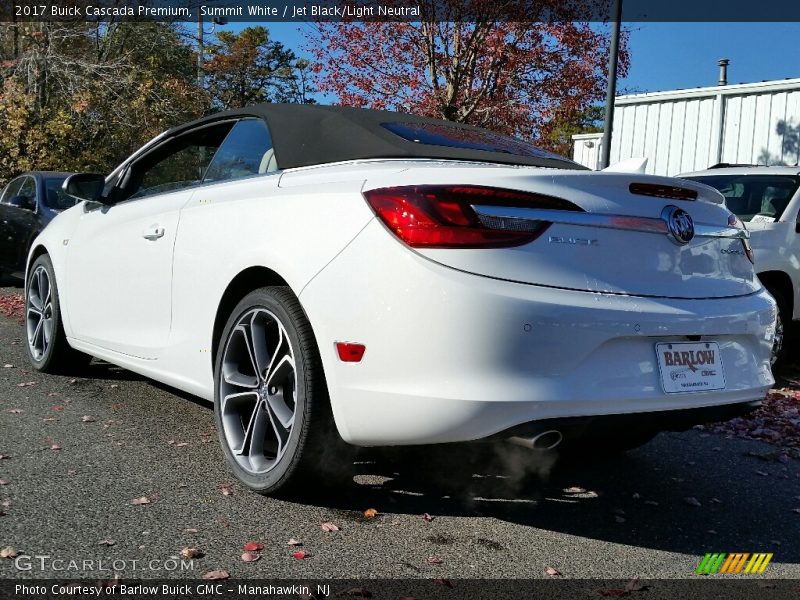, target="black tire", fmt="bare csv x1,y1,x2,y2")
24,254,92,374
765,286,790,368
213,286,351,495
